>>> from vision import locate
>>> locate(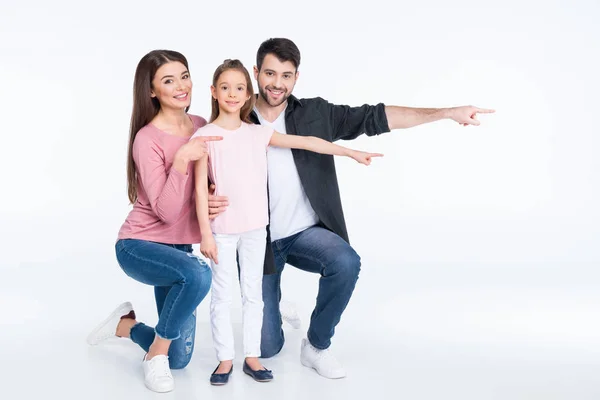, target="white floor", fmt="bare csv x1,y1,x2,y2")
2,250,599,400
